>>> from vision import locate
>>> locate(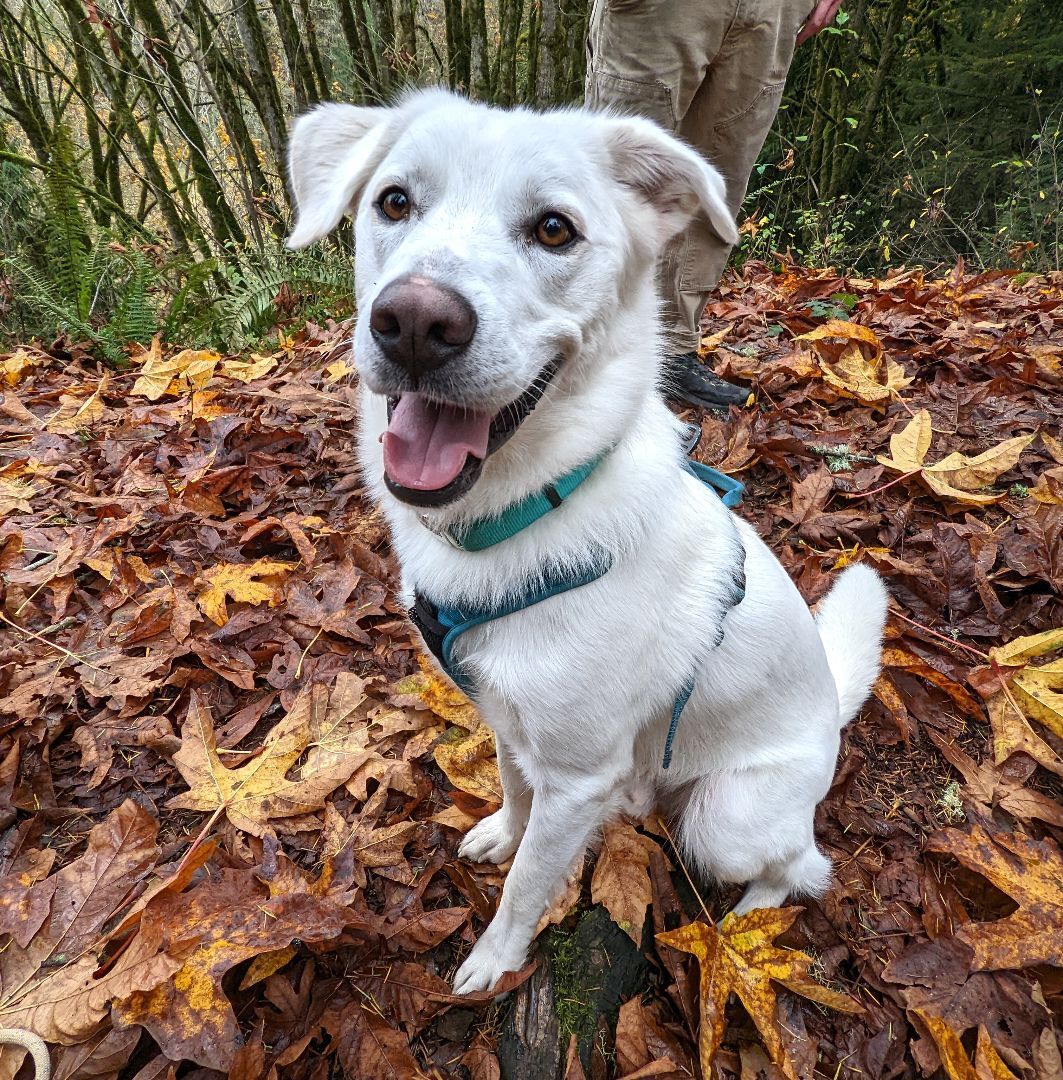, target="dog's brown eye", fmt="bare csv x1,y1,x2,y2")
379,188,410,221
534,214,576,249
